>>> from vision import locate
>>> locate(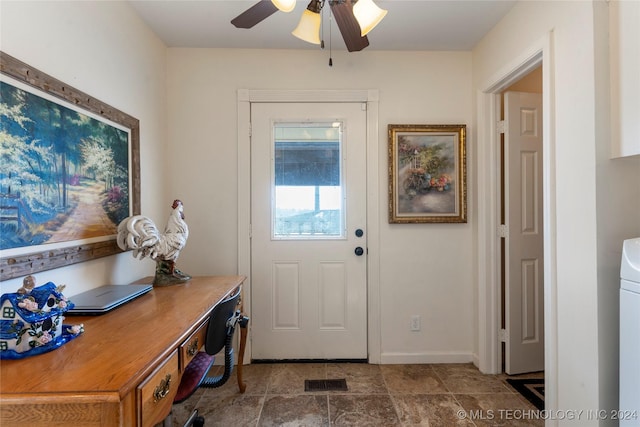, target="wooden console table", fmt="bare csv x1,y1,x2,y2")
0,275,246,426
